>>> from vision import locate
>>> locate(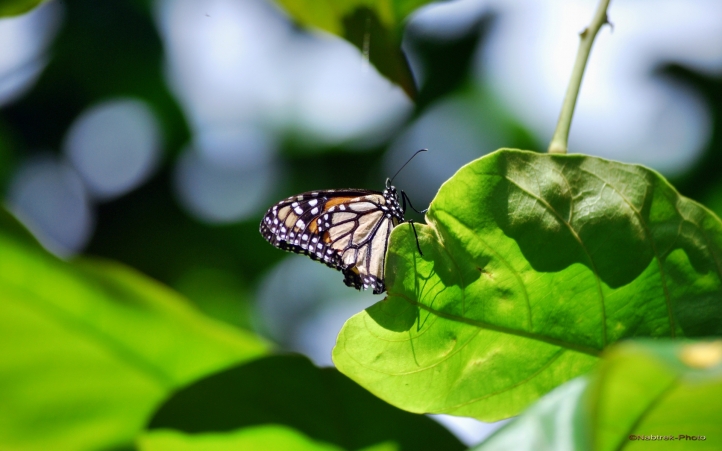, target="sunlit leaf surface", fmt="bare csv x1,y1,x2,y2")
0,209,268,451
271,0,431,97
334,149,722,421
148,355,463,451
473,340,722,450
